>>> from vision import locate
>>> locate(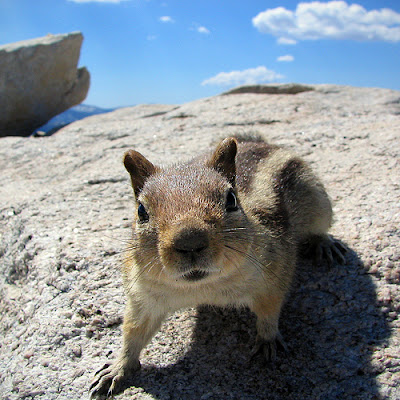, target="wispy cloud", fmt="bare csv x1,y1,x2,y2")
159,15,174,23
197,26,210,34
253,1,400,43
68,0,129,3
277,37,297,45
190,23,211,34
277,55,294,62
202,66,283,87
